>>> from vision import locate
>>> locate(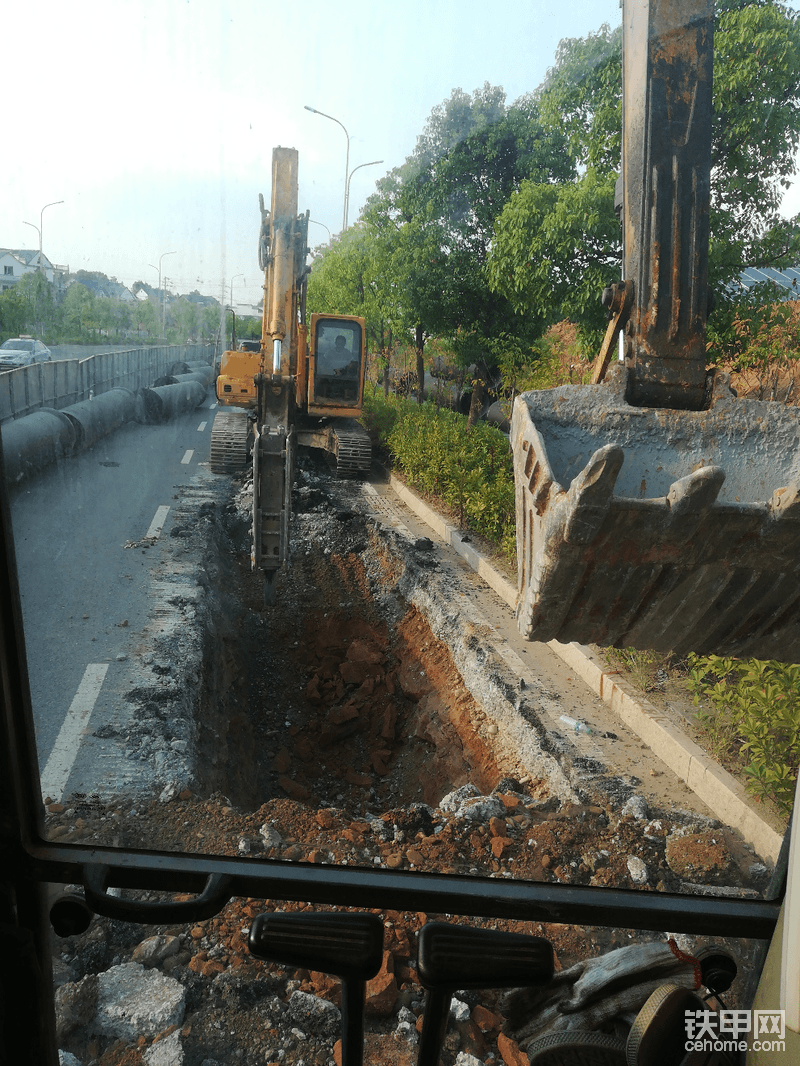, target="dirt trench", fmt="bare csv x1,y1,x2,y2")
207,475,509,819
